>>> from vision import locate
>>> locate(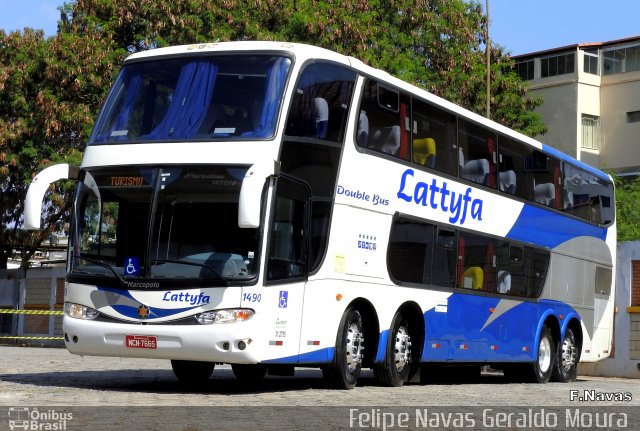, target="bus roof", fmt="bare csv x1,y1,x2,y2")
123,41,611,183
